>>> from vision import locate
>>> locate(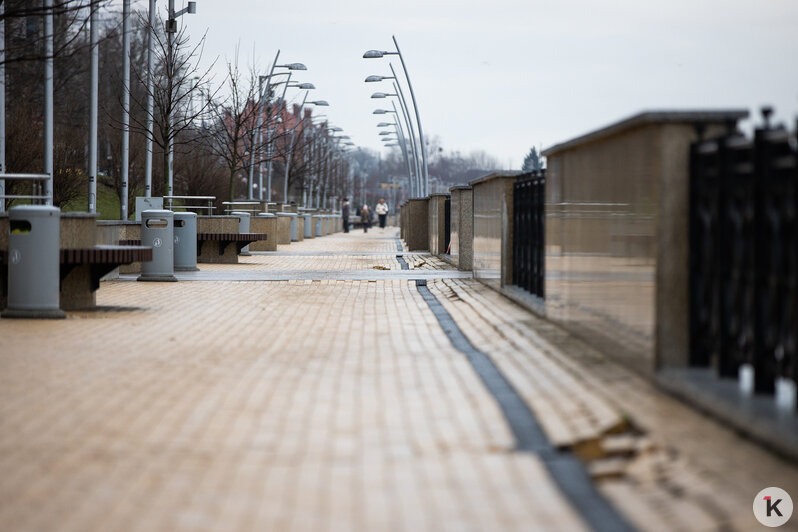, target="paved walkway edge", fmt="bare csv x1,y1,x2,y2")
414,279,637,532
